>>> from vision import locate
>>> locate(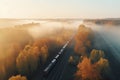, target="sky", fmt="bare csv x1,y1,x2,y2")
0,0,120,19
